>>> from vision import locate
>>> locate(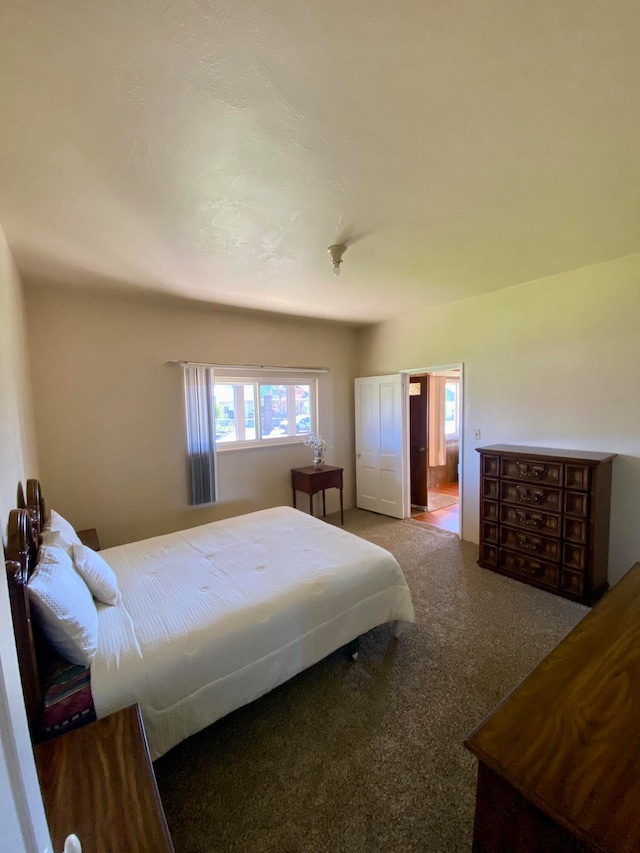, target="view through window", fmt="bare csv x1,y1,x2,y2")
444,379,460,437
213,379,316,447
